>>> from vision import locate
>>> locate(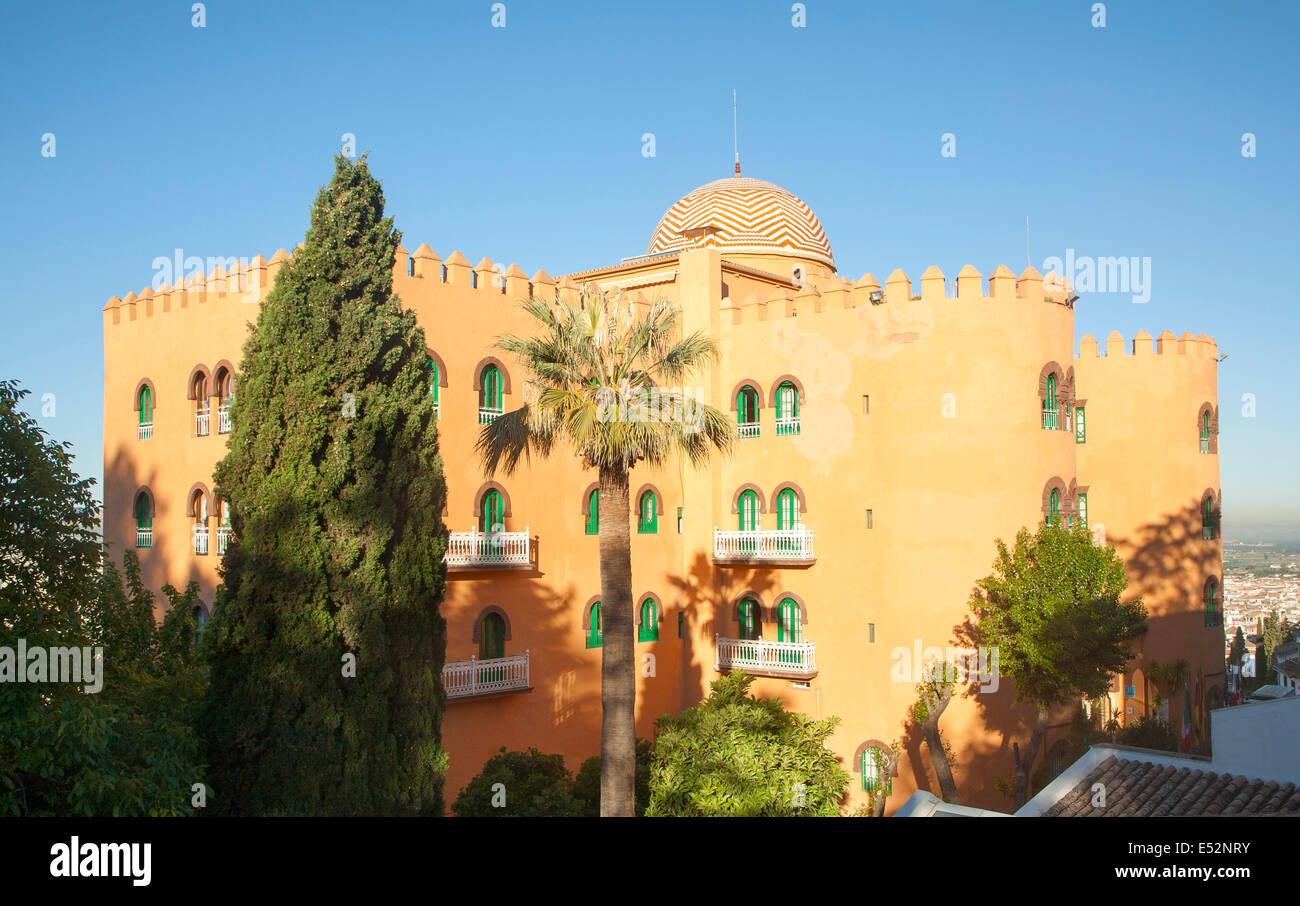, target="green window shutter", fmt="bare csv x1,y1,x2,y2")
480,613,505,660
639,492,657,533
1078,493,1088,528
481,365,502,410
427,357,439,405
586,489,599,534
639,598,658,642
1075,406,1086,443
777,599,801,643
739,598,759,641
138,386,152,424
738,490,758,531
1203,499,1213,540
587,602,603,648
480,489,503,533
1045,375,1057,408
1048,489,1060,527
738,387,758,427
777,489,798,530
